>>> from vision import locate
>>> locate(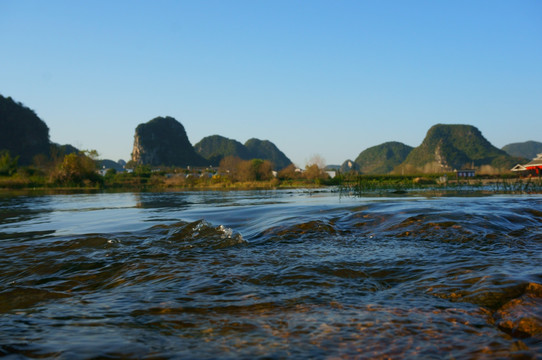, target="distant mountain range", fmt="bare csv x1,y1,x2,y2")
343,124,526,174
132,117,293,169
1,94,538,174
